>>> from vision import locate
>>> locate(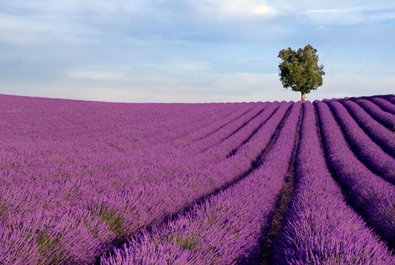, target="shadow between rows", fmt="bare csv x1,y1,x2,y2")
236,104,303,265
314,103,395,252
93,105,293,265
196,105,257,142
201,105,268,153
